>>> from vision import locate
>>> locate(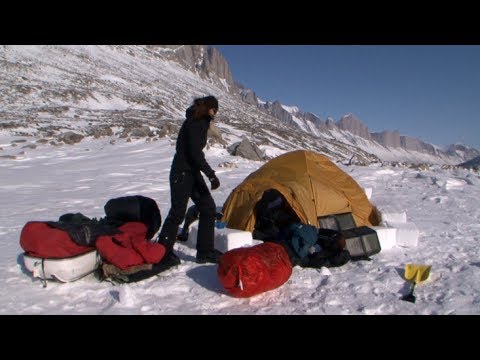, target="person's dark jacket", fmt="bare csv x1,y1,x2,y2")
171,106,215,178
